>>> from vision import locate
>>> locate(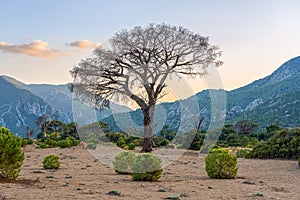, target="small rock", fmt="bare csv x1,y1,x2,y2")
242,180,256,185
45,175,54,178
65,175,73,179
165,195,180,200
62,183,69,187
86,164,92,167
77,188,81,190
107,190,120,196
158,187,166,192
39,185,46,189
180,193,189,197
208,186,213,189
32,170,44,174
253,193,263,197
